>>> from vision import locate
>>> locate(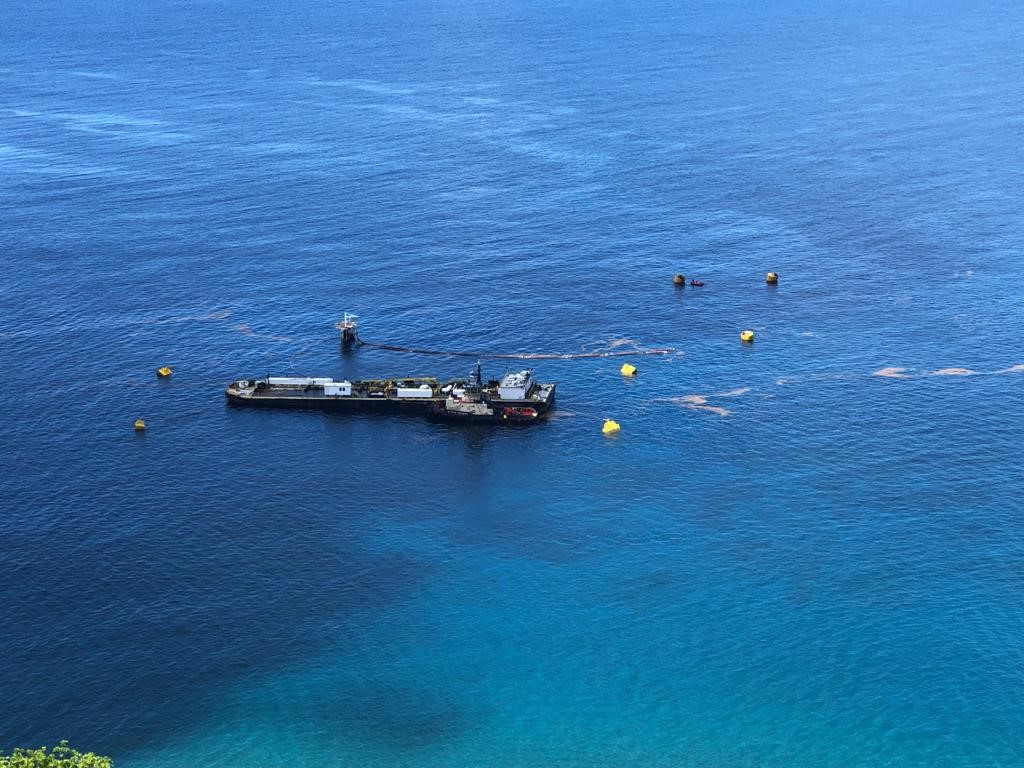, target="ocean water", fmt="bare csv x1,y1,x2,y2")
3,0,1024,765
